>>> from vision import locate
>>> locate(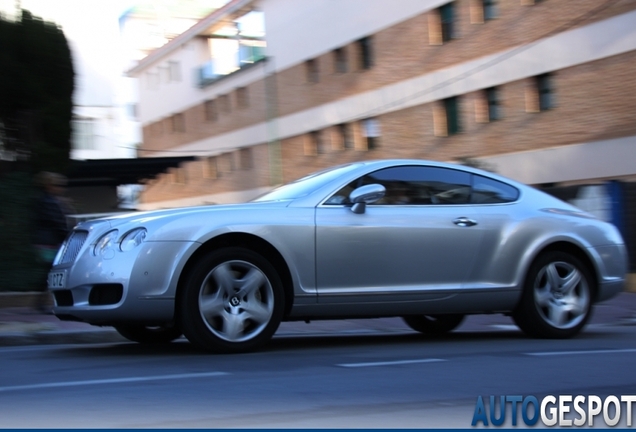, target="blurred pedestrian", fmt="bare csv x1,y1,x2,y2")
32,171,70,313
